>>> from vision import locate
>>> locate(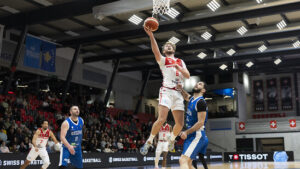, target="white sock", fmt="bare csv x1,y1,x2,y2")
147,134,155,144
170,132,176,141
162,167,166,169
